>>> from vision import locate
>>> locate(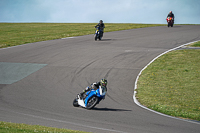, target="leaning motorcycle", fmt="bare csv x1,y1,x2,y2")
166,17,174,27
94,26,103,41
73,86,107,109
